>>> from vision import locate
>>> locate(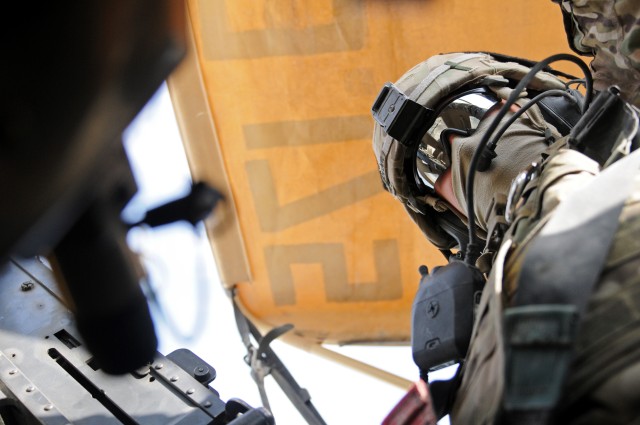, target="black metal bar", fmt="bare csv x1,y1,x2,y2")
47,348,139,425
